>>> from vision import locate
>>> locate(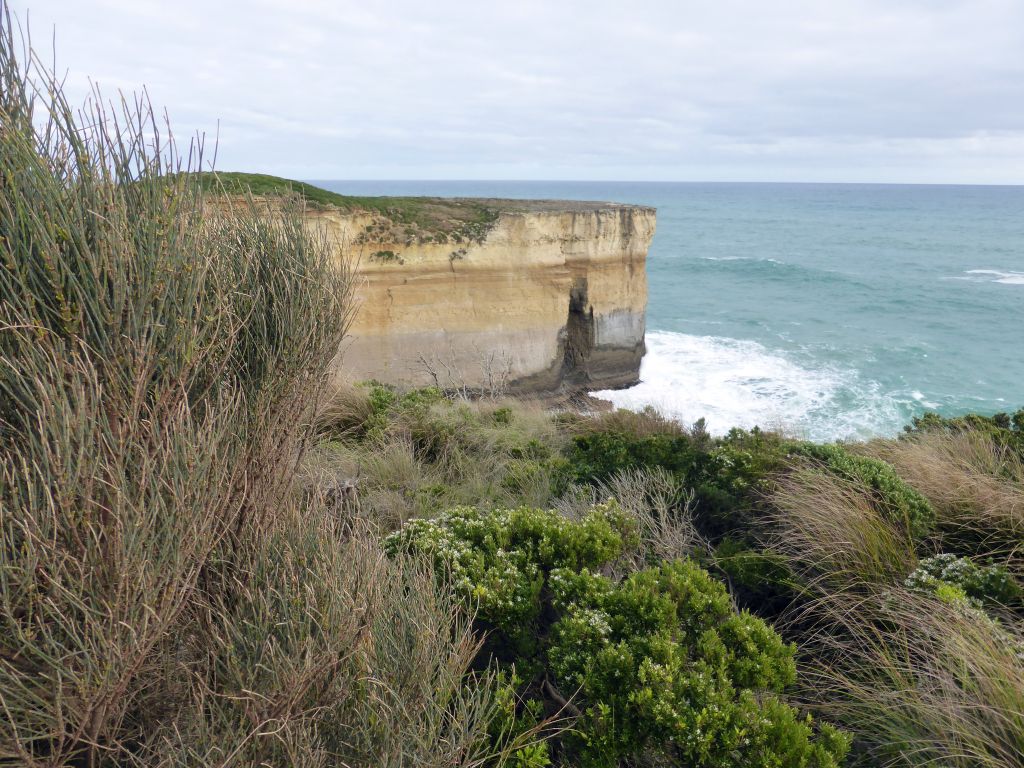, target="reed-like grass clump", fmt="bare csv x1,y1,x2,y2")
769,433,1024,767
0,12,513,766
